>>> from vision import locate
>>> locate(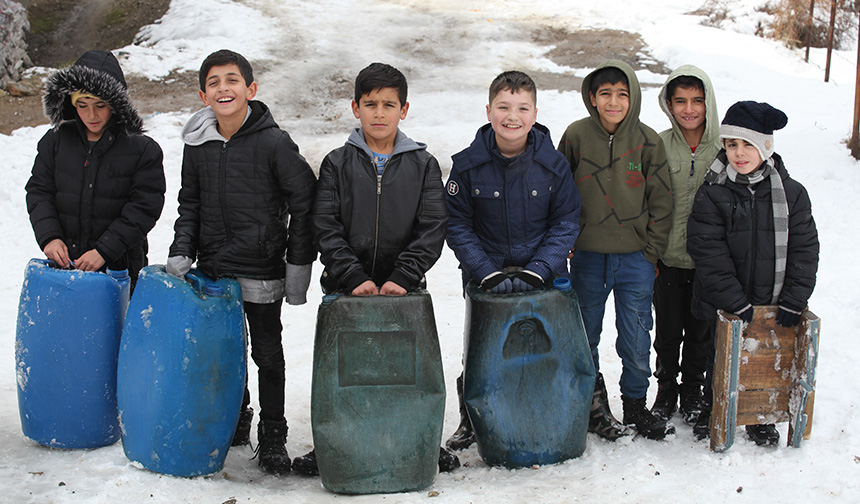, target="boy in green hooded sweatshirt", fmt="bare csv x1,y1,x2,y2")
650,66,721,427
558,60,673,441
